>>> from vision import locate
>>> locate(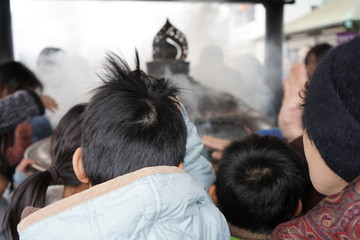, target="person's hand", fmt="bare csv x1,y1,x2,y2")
202,135,231,151
211,151,224,161
16,158,37,174
278,63,308,142
38,94,58,113
202,135,231,160
15,121,32,142
7,121,33,166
